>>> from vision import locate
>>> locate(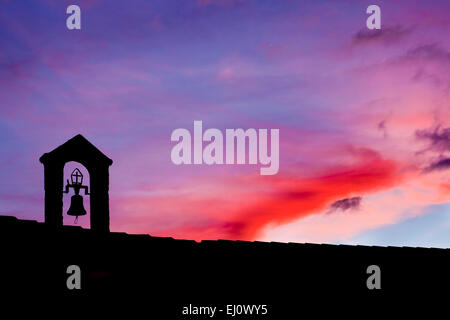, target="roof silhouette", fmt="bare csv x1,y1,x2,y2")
1,214,448,309
39,134,113,166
